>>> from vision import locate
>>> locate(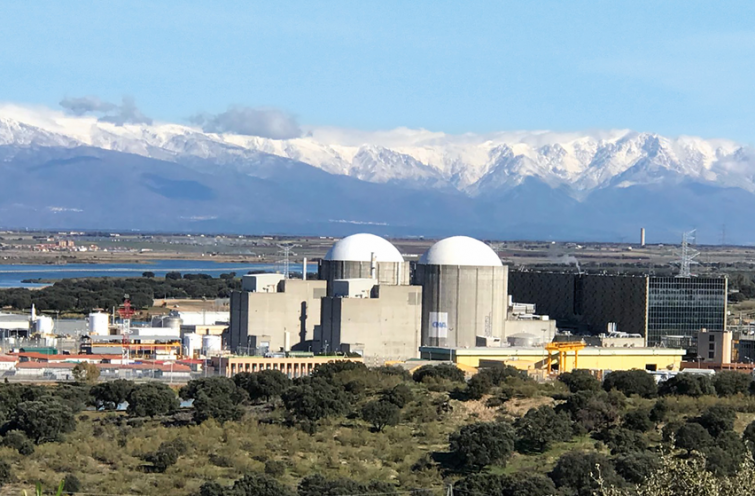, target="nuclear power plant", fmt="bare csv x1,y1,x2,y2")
230,233,556,363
